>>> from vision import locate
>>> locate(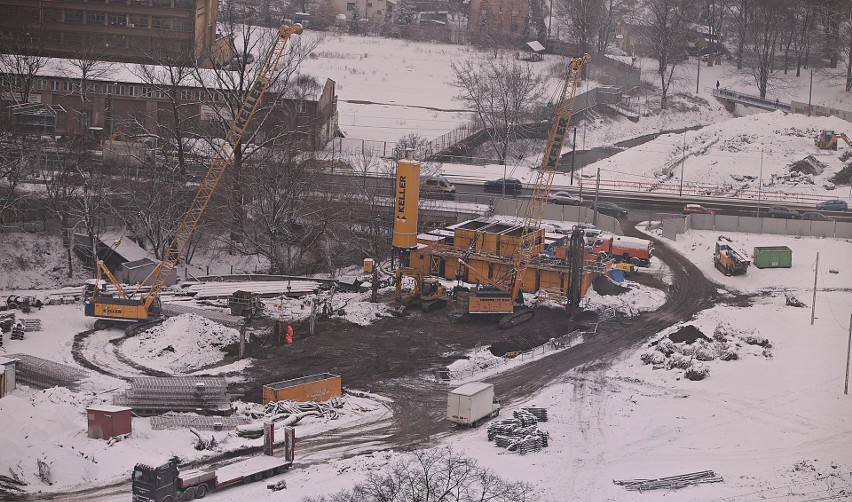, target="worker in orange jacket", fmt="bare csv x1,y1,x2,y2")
286,324,294,344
